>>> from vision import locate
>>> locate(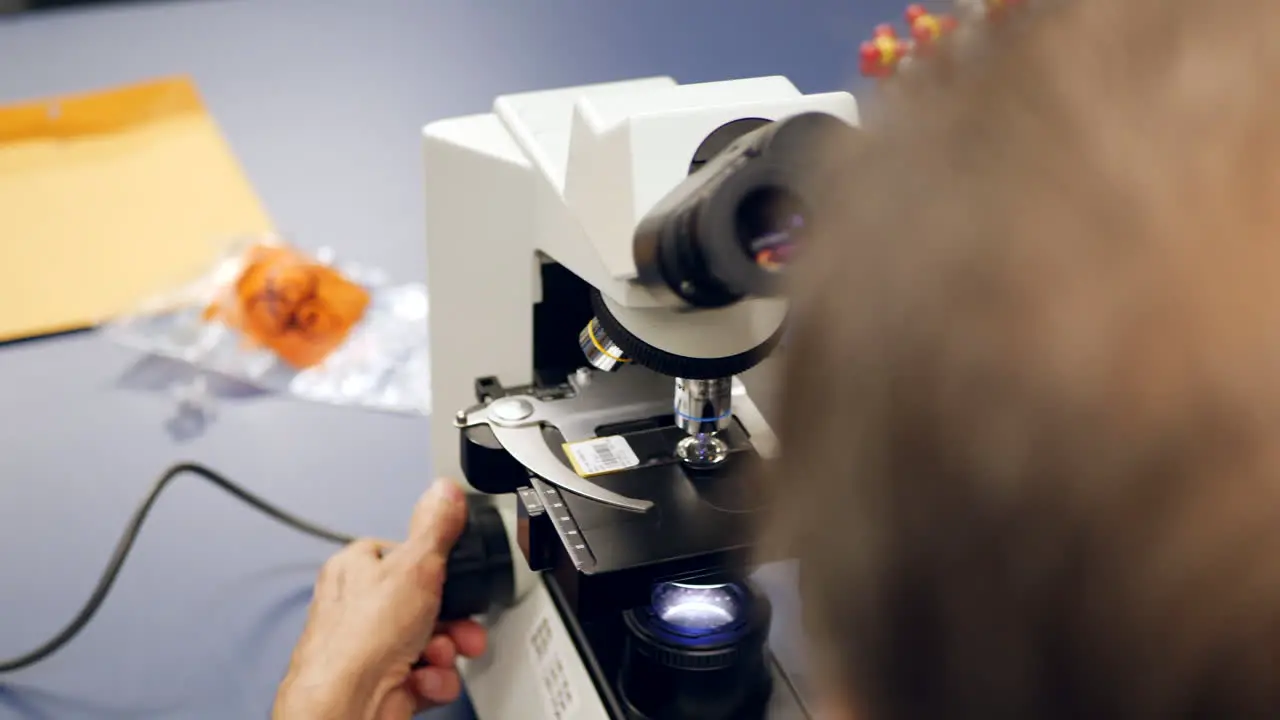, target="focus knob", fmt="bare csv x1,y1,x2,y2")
438,497,515,621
